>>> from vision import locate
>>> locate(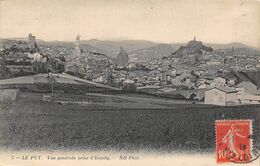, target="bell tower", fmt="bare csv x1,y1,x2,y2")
74,34,81,56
